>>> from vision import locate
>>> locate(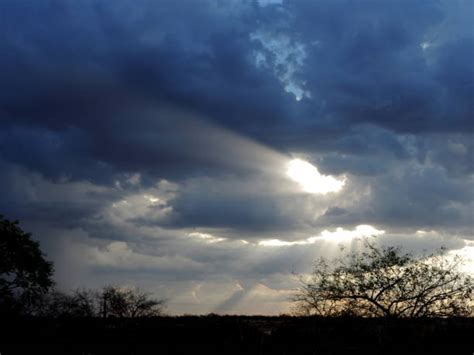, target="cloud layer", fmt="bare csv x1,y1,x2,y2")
0,0,472,314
